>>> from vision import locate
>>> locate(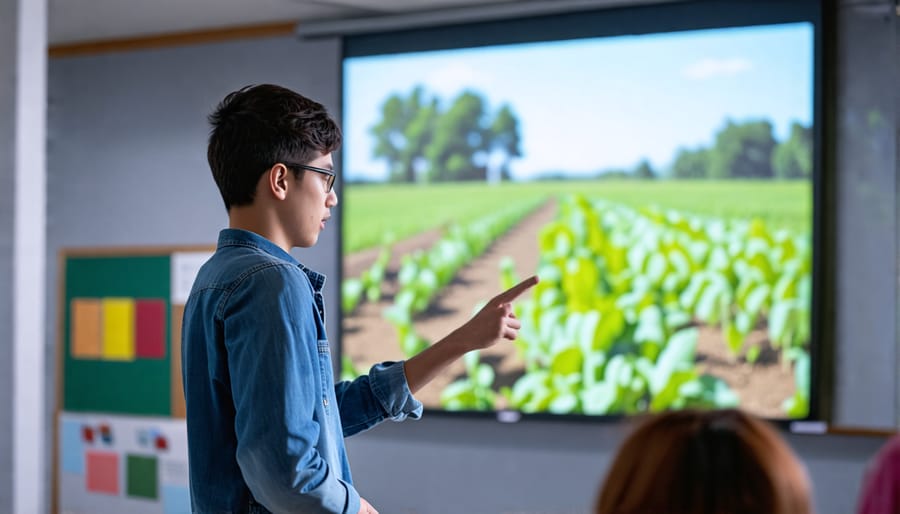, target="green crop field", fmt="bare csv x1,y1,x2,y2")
342,180,812,253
